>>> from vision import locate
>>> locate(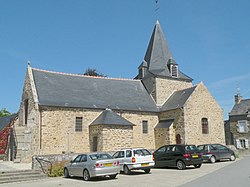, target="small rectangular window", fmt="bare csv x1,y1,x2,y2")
75,117,83,132
238,120,248,133
142,120,148,134
202,118,209,134
171,64,178,78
